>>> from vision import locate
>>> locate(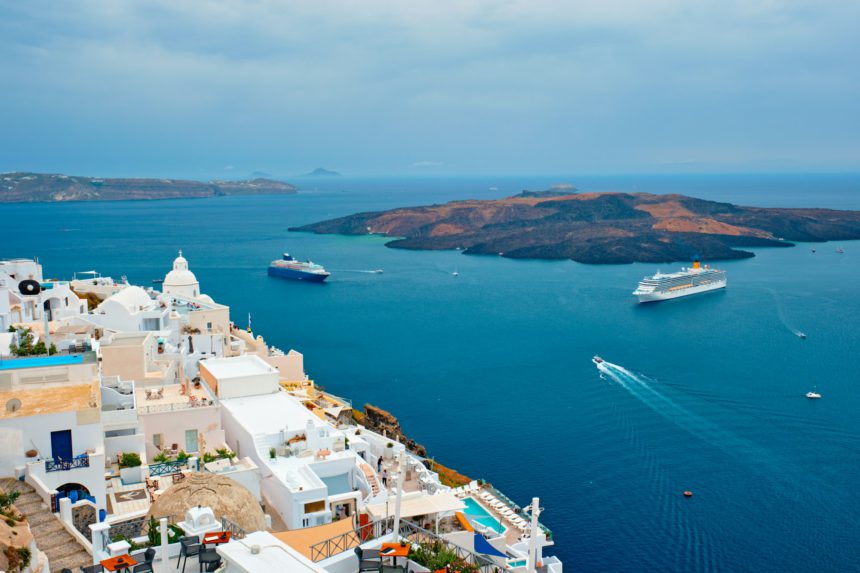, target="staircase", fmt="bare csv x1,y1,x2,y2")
0,478,92,573
360,465,381,496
